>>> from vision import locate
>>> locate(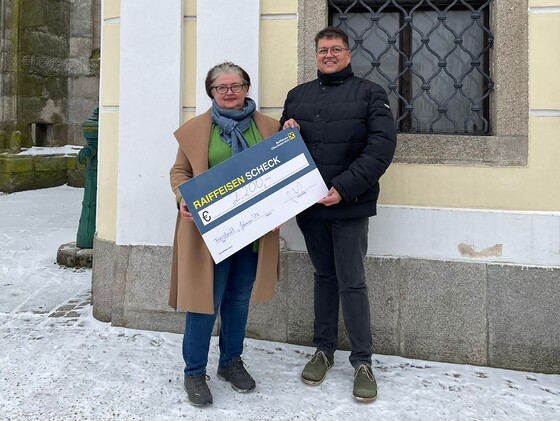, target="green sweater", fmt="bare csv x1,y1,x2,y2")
208,119,262,168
